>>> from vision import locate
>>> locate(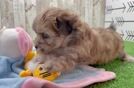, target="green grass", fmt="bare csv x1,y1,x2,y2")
86,41,134,88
